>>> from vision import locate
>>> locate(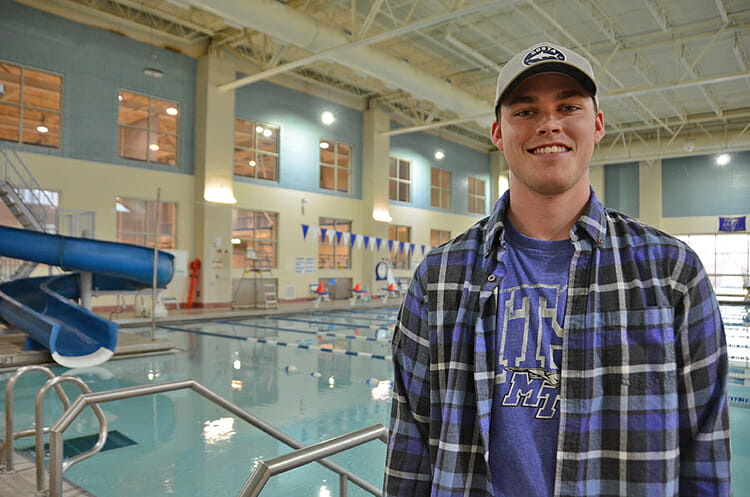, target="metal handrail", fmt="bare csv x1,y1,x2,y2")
1,365,70,473
0,143,58,232
237,424,388,497
46,378,385,497
35,376,107,493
